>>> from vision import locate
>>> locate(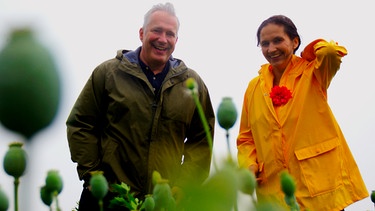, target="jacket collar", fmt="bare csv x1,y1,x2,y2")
116,47,189,91
118,47,181,69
